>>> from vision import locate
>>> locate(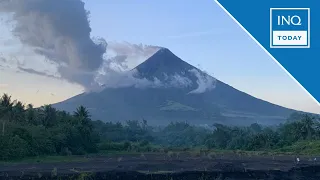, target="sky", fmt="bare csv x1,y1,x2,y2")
0,0,319,114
